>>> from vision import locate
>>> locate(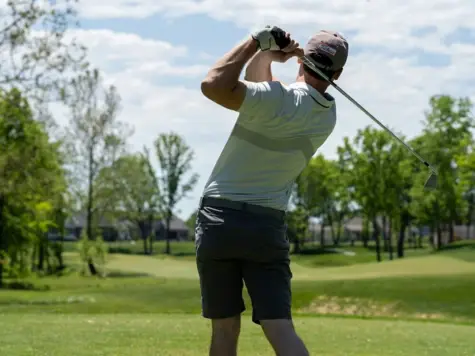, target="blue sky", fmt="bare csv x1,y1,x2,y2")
60,1,475,220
